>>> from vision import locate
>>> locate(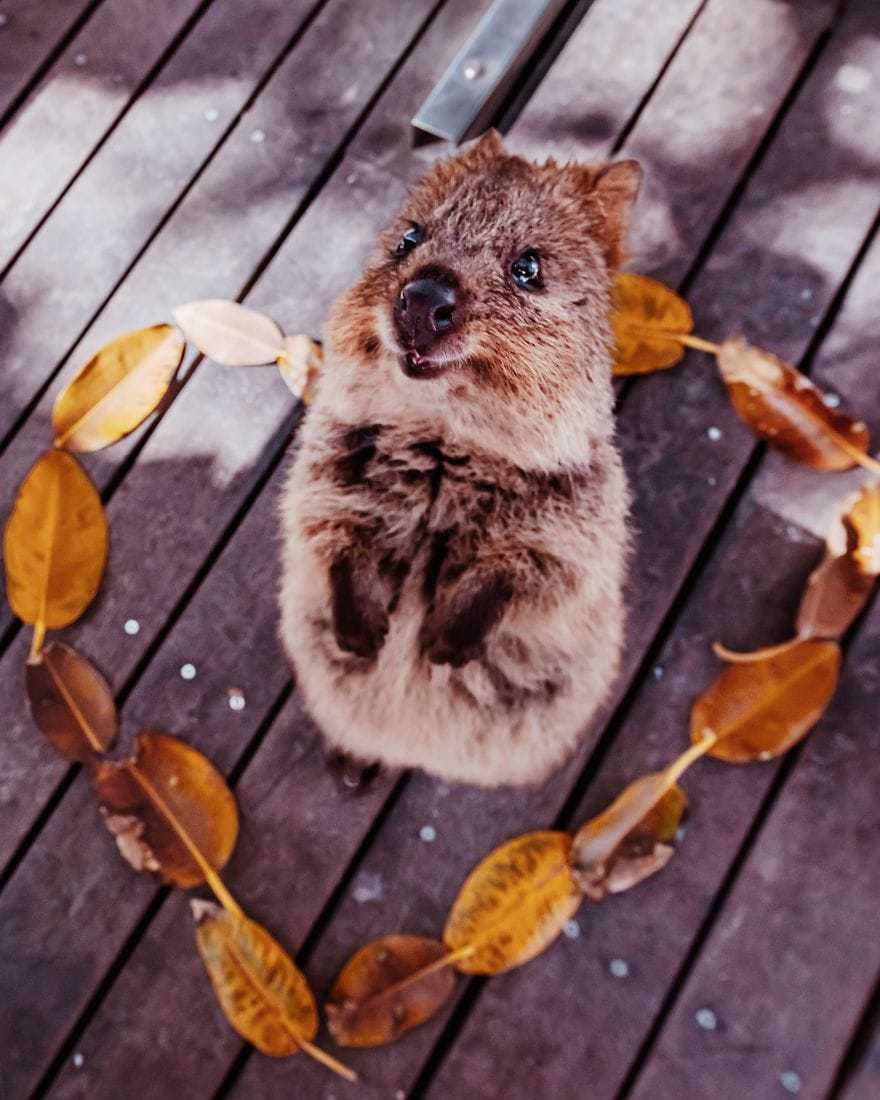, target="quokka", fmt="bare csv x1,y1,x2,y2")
279,130,640,787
